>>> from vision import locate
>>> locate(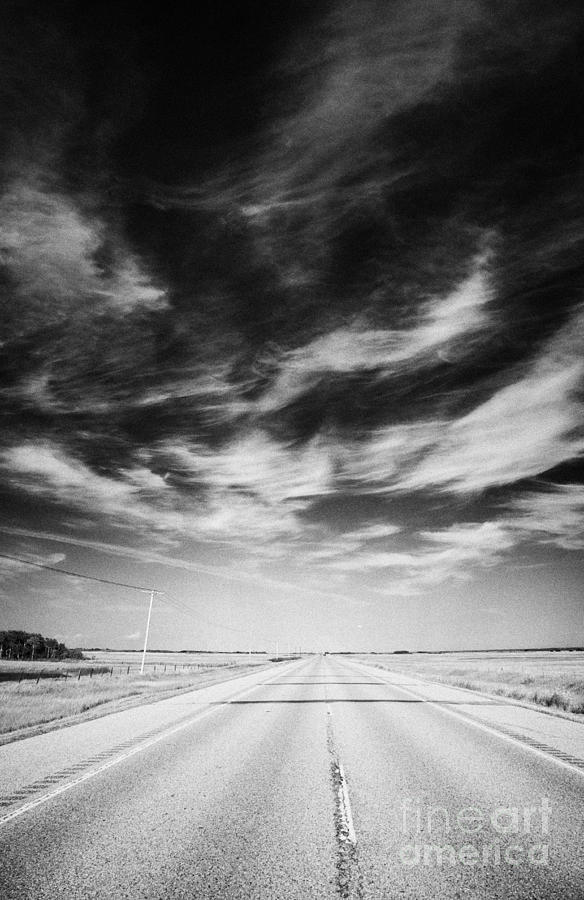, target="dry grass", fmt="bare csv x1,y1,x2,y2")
87,650,270,669
355,651,584,717
0,650,270,678
0,659,266,735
